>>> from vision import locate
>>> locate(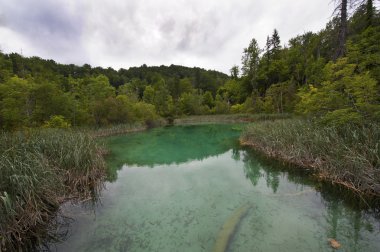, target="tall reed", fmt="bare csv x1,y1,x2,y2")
0,129,106,251
241,119,380,196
